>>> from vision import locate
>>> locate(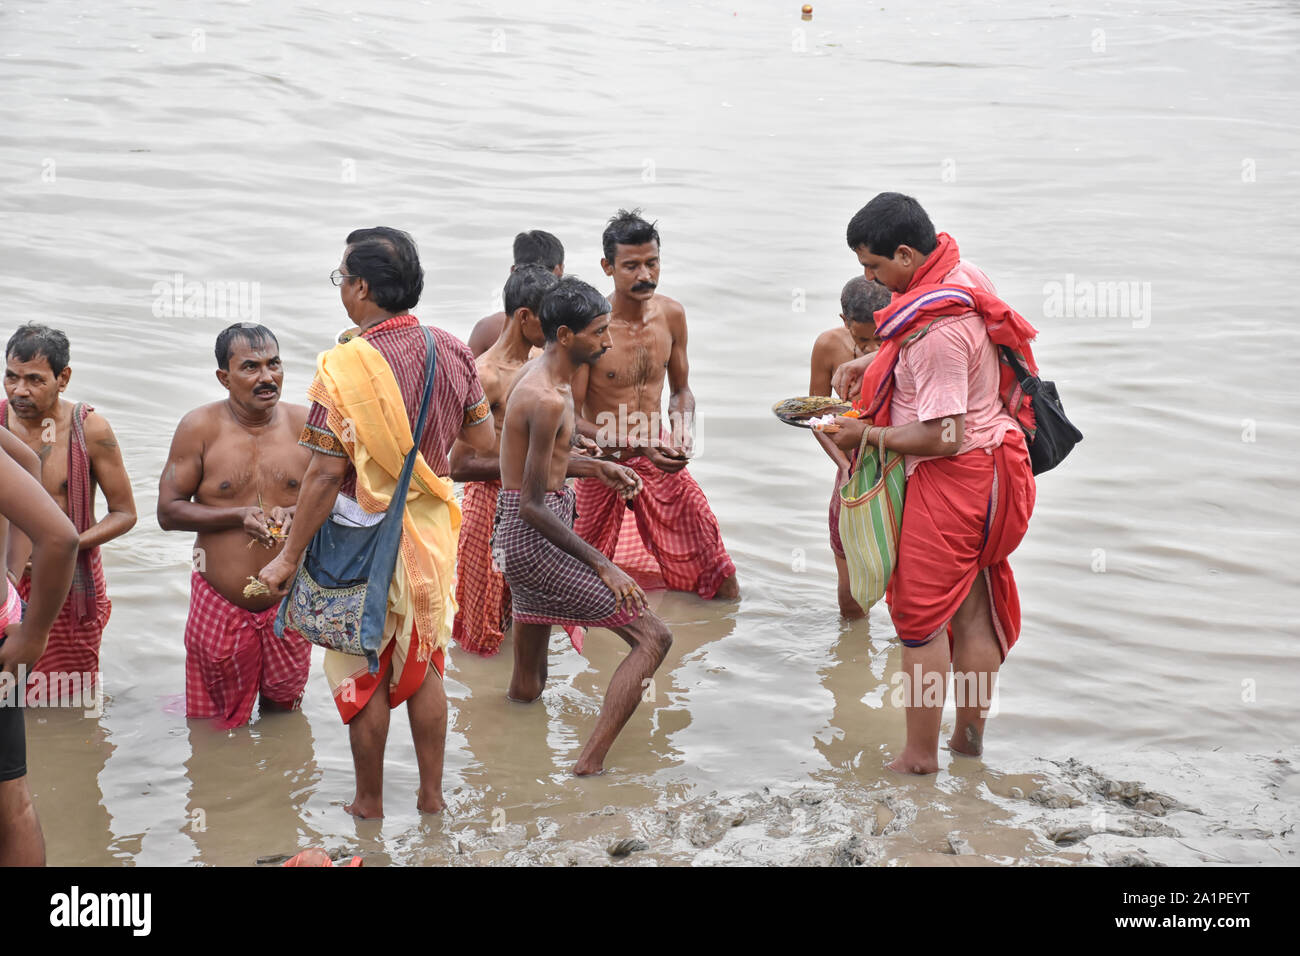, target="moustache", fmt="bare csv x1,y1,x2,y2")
631,282,656,293
254,385,278,395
